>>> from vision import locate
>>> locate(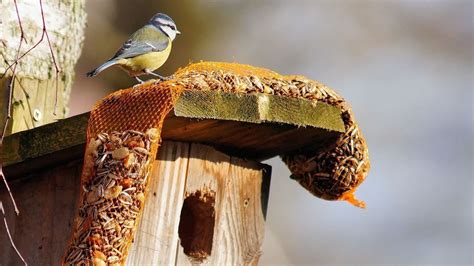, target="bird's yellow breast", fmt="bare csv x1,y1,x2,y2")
117,42,172,76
